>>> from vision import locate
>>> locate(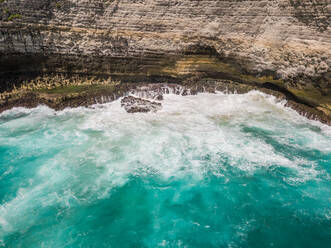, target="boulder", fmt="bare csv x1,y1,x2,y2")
121,96,162,113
